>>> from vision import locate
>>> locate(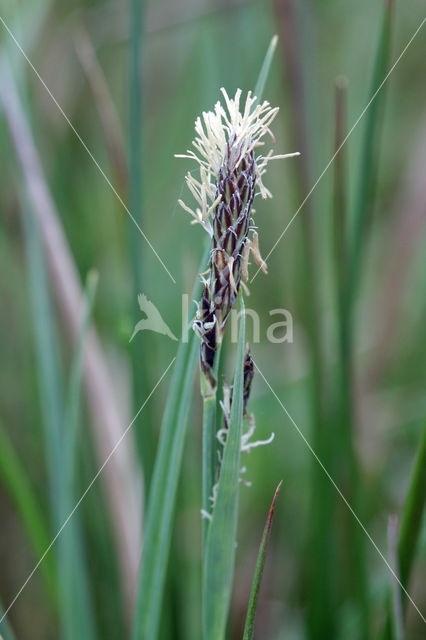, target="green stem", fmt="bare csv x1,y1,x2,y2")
333,78,370,633
348,0,393,306
0,424,57,607
398,422,426,590
0,599,16,640
381,422,426,639
128,0,152,487
201,343,222,549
